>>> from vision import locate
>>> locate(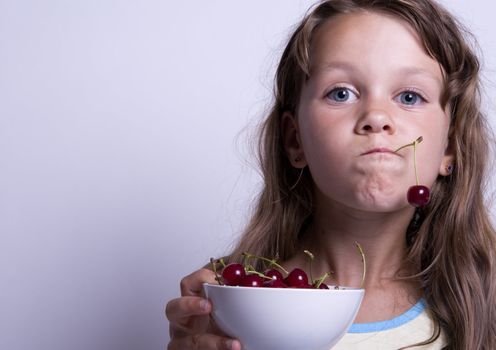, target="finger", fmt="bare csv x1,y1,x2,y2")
165,296,211,323
180,268,217,296
168,333,241,350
